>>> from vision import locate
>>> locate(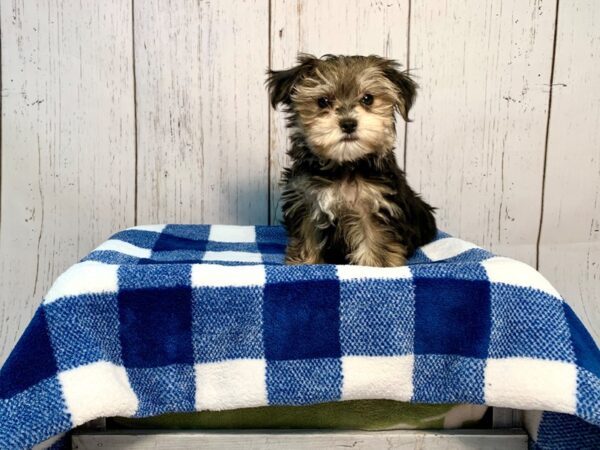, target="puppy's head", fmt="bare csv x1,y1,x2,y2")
267,54,417,163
